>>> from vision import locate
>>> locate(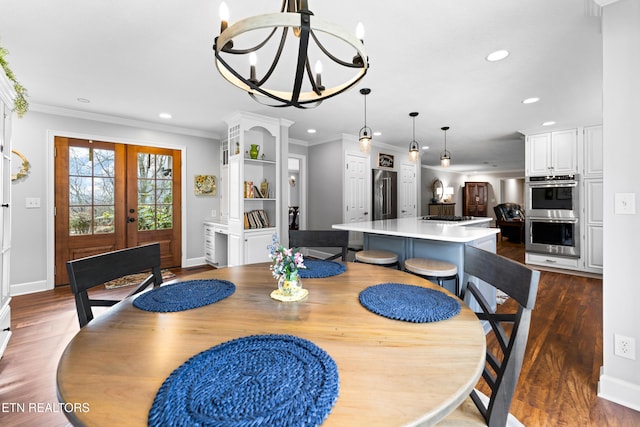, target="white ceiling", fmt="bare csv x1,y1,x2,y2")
0,0,603,174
